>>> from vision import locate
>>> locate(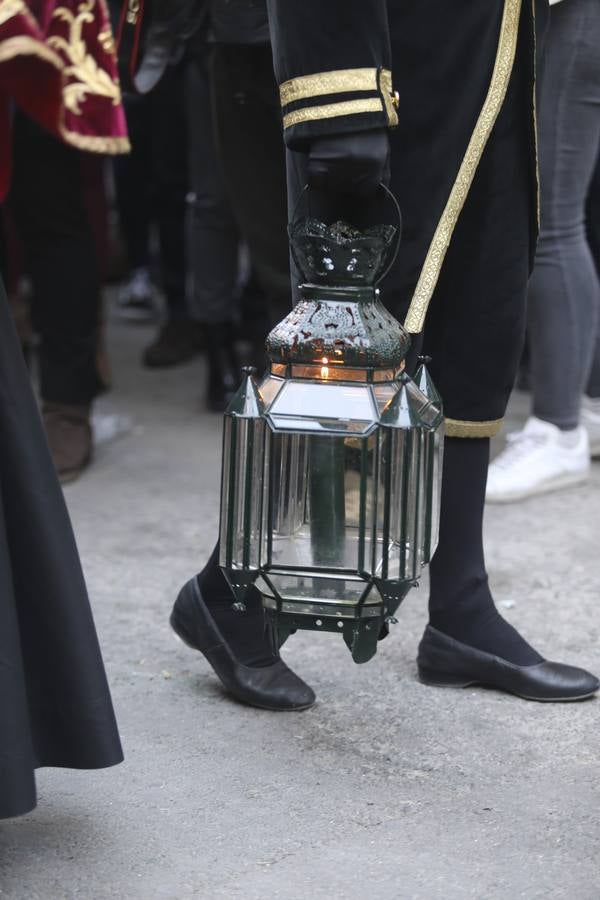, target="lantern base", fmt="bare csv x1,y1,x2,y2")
262,577,415,664
264,607,382,664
